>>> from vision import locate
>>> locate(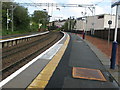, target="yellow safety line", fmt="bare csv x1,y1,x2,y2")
27,34,70,89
